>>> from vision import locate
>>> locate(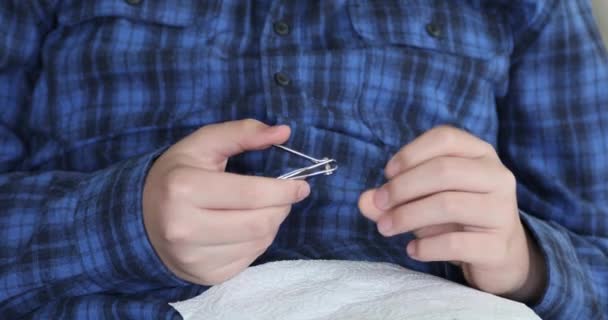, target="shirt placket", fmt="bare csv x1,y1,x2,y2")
259,1,303,178
260,0,294,120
